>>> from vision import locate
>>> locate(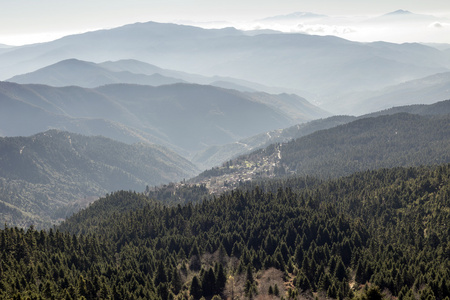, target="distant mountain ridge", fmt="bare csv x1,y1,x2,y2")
359,9,444,28
8,58,314,96
386,9,412,15
0,130,198,228
377,9,438,21
7,58,185,88
0,81,328,156
340,72,450,115
1,21,449,114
